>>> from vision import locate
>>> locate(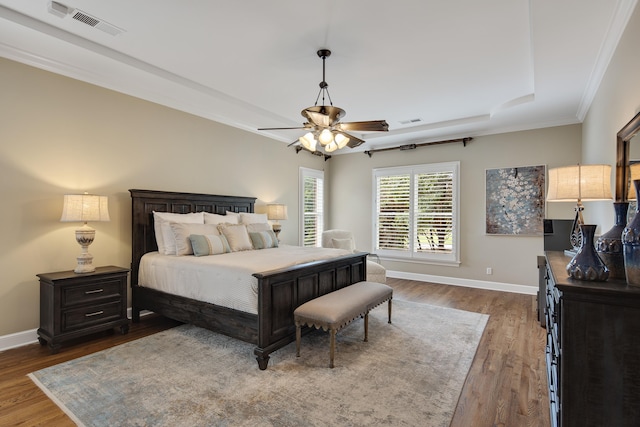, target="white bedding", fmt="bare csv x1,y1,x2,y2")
138,245,351,314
